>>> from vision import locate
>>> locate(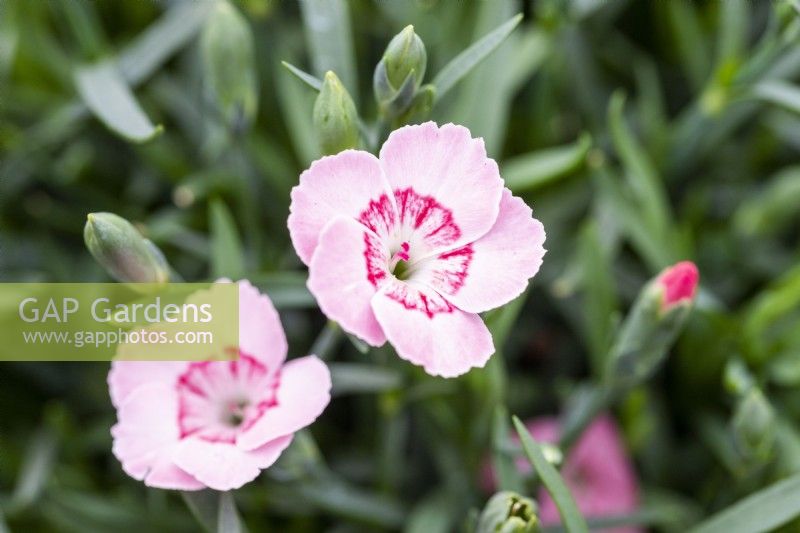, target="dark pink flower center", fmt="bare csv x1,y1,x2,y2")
176,354,279,444
358,187,473,317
